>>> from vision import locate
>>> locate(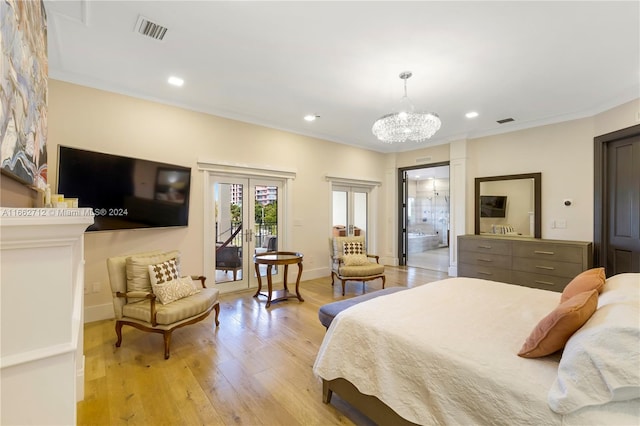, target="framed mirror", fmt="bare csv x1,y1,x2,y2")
474,173,541,238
